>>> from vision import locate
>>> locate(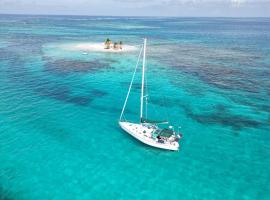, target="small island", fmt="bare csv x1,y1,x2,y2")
60,40,137,53
104,38,123,50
